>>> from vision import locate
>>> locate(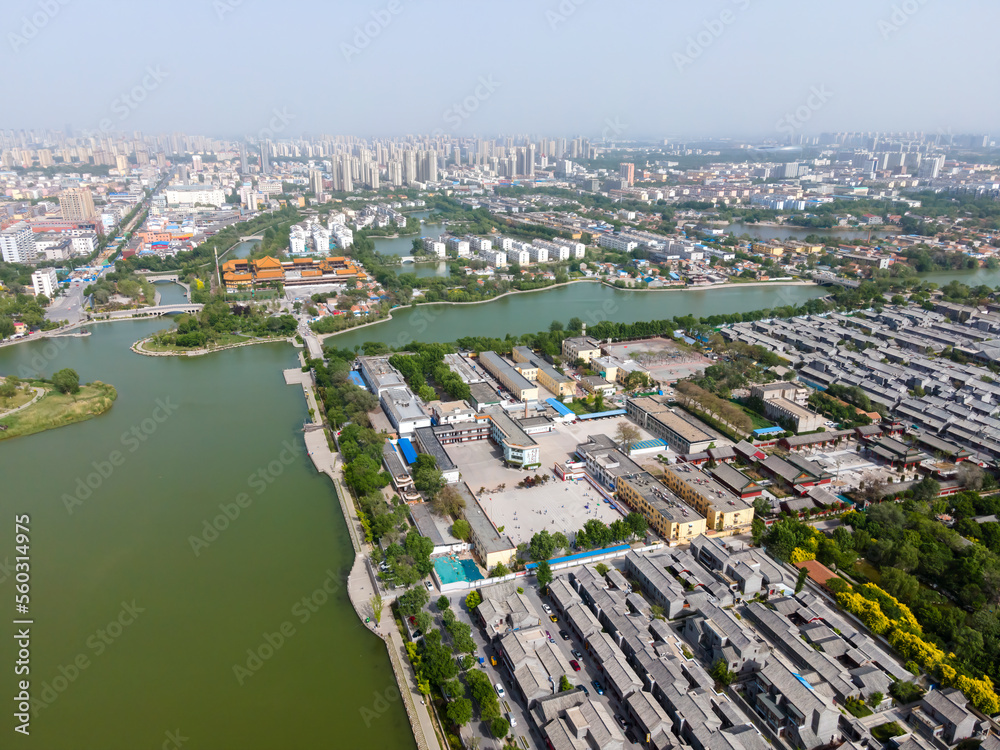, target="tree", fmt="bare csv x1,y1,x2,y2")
490,717,510,739
615,421,641,452
0,378,17,400
451,518,471,541
594,563,610,577
437,595,450,611
446,697,473,727
710,658,734,688
0,317,14,340
624,512,648,540
559,674,573,692
552,532,569,552
959,462,984,491
529,530,557,561
490,562,510,577
370,592,384,625
416,610,433,633
795,566,809,594
912,477,941,503
753,496,772,519
536,560,553,592
398,585,430,616
465,591,482,610
857,476,888,506
52,368,80,395
432,484,465,517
